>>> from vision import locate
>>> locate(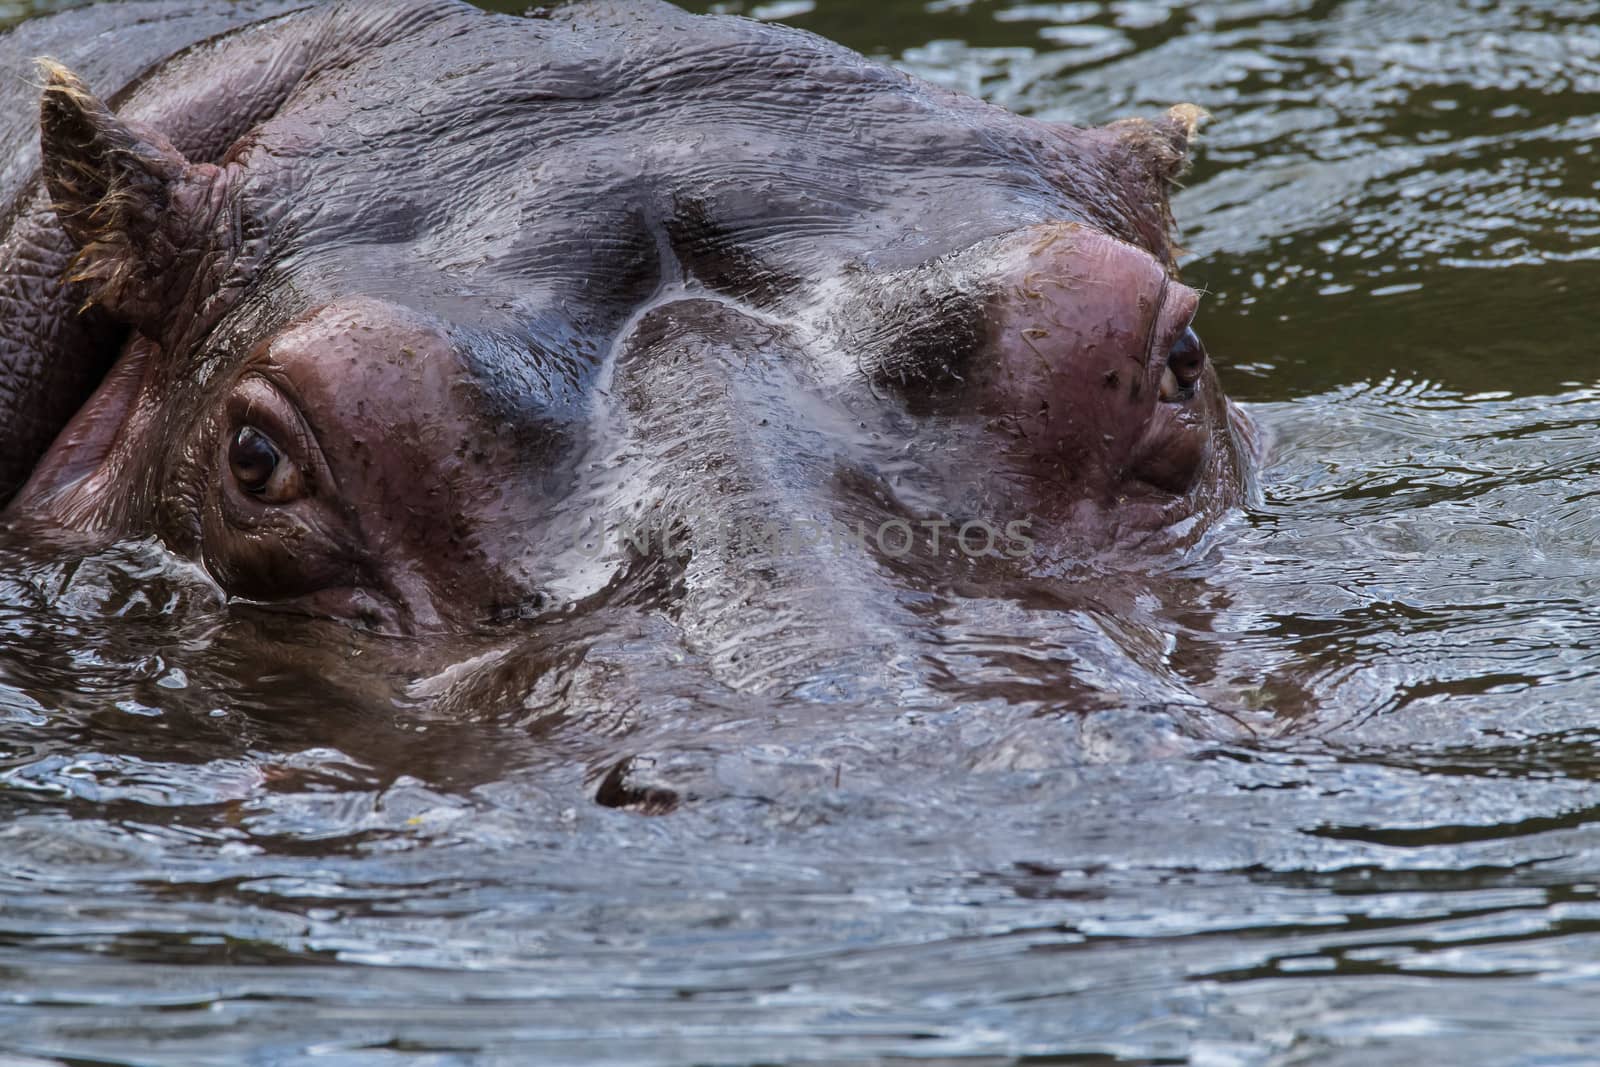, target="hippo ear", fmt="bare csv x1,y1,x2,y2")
1110,103,1207,188
37,61,220,330
1103,103,1208,264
